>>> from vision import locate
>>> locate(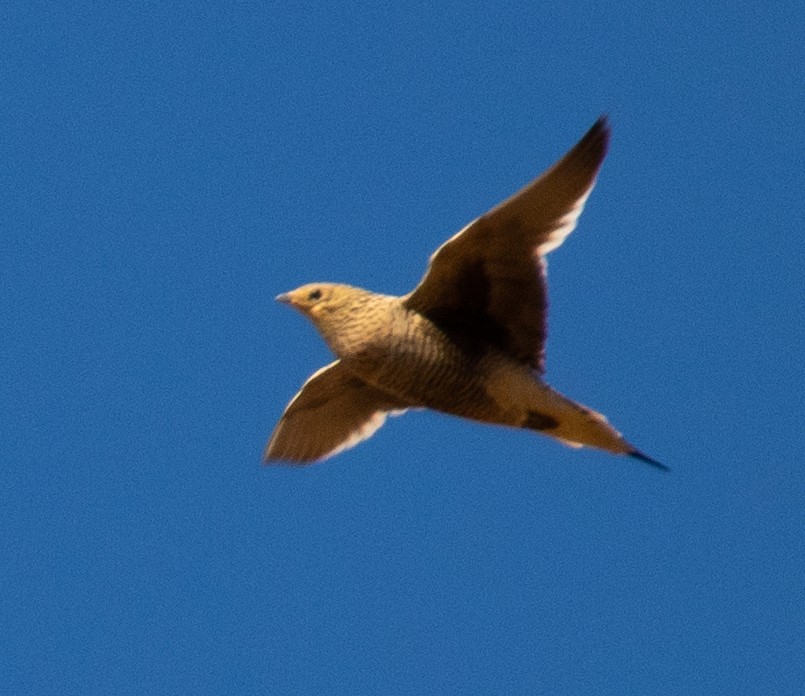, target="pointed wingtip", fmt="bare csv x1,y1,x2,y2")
591,113,609,134
588,114,611,156
562,115,610,177
628,449,670,472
